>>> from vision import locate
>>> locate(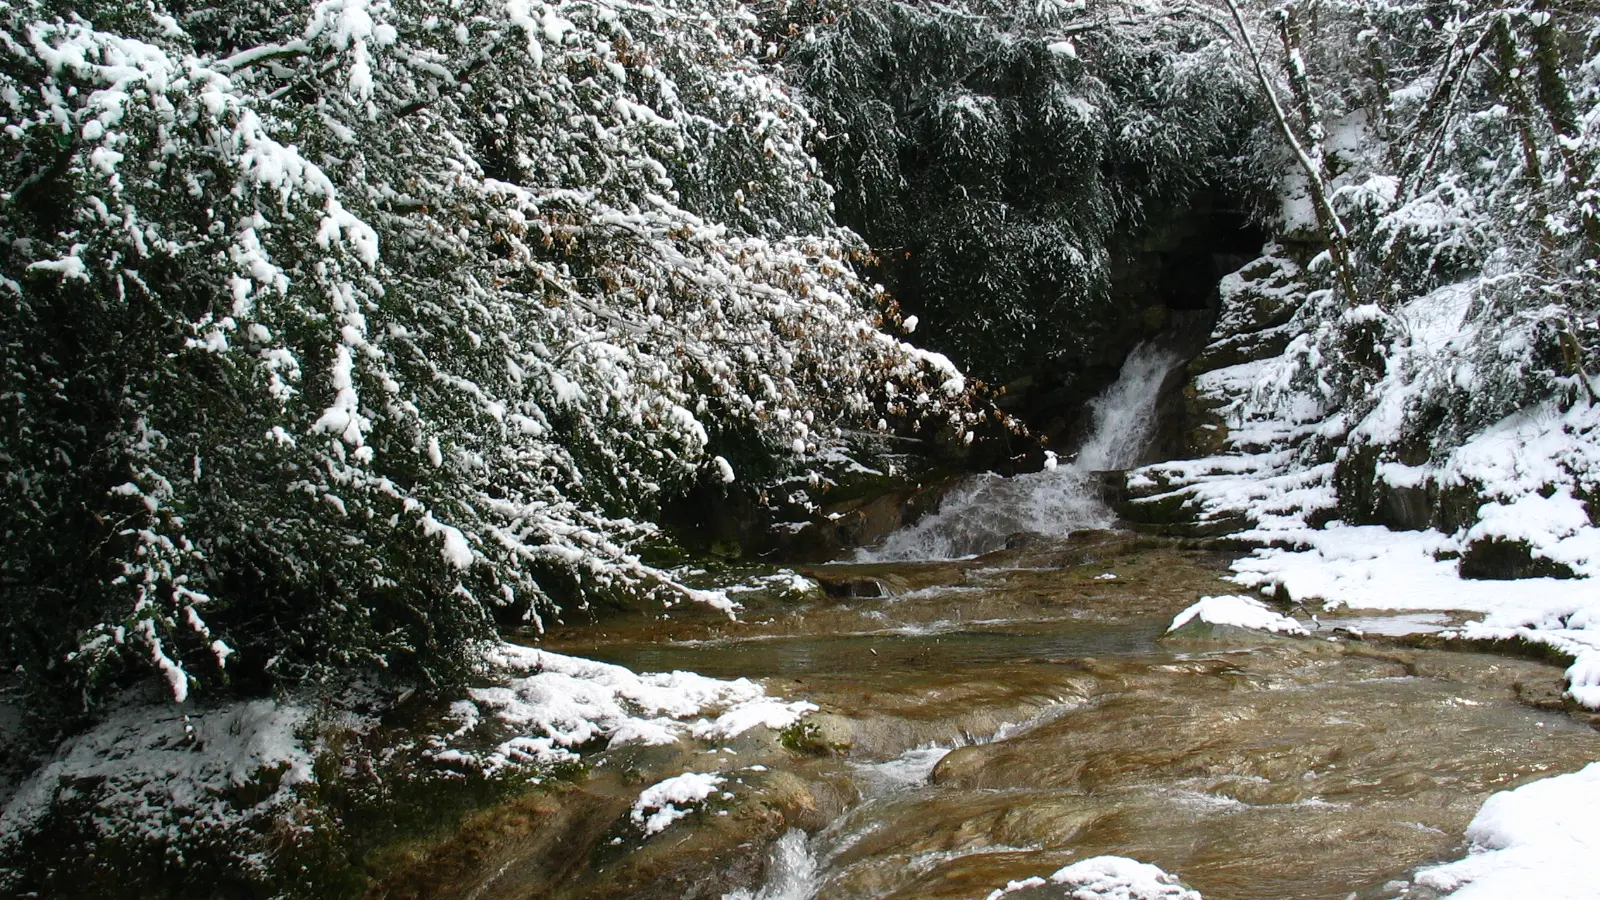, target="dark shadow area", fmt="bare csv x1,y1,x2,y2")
1159,207,1263,311
995,188,1265,464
